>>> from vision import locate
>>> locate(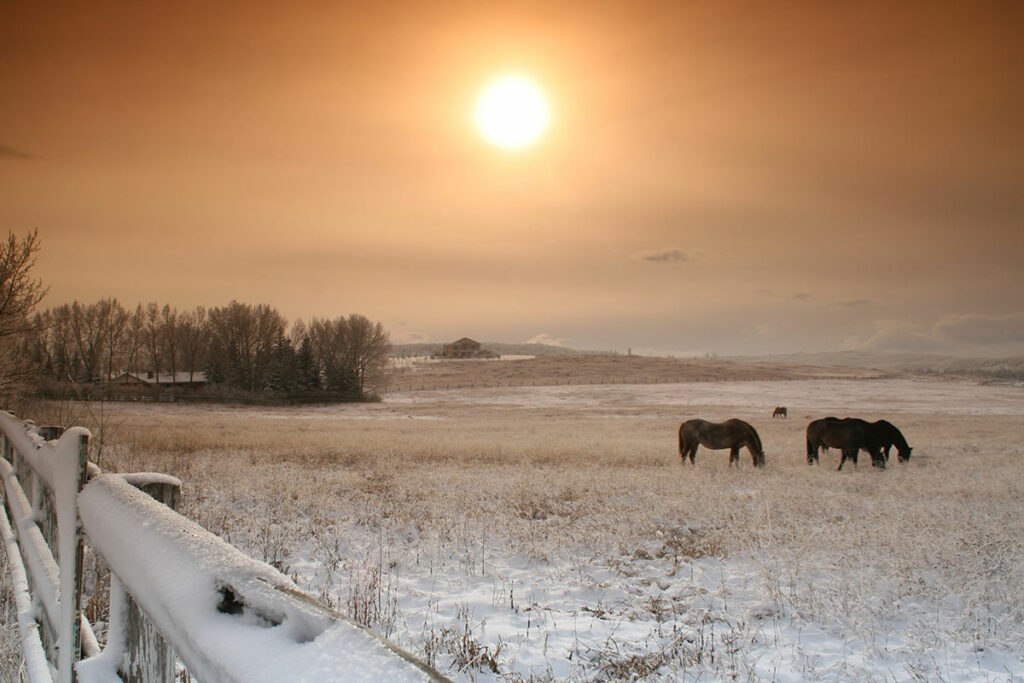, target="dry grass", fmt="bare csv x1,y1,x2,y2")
387,354,884,391
8,378,1024,680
